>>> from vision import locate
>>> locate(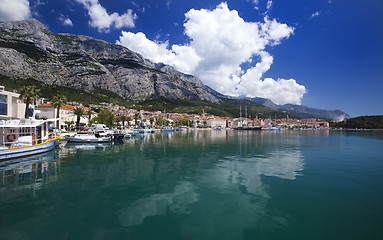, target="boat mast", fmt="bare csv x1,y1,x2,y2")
239,105,242,127
245,106,248,127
